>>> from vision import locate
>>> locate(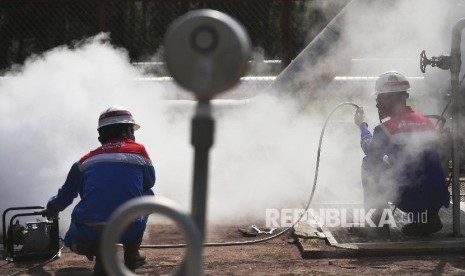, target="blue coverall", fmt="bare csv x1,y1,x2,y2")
47,138,155,254
360,106,449,217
